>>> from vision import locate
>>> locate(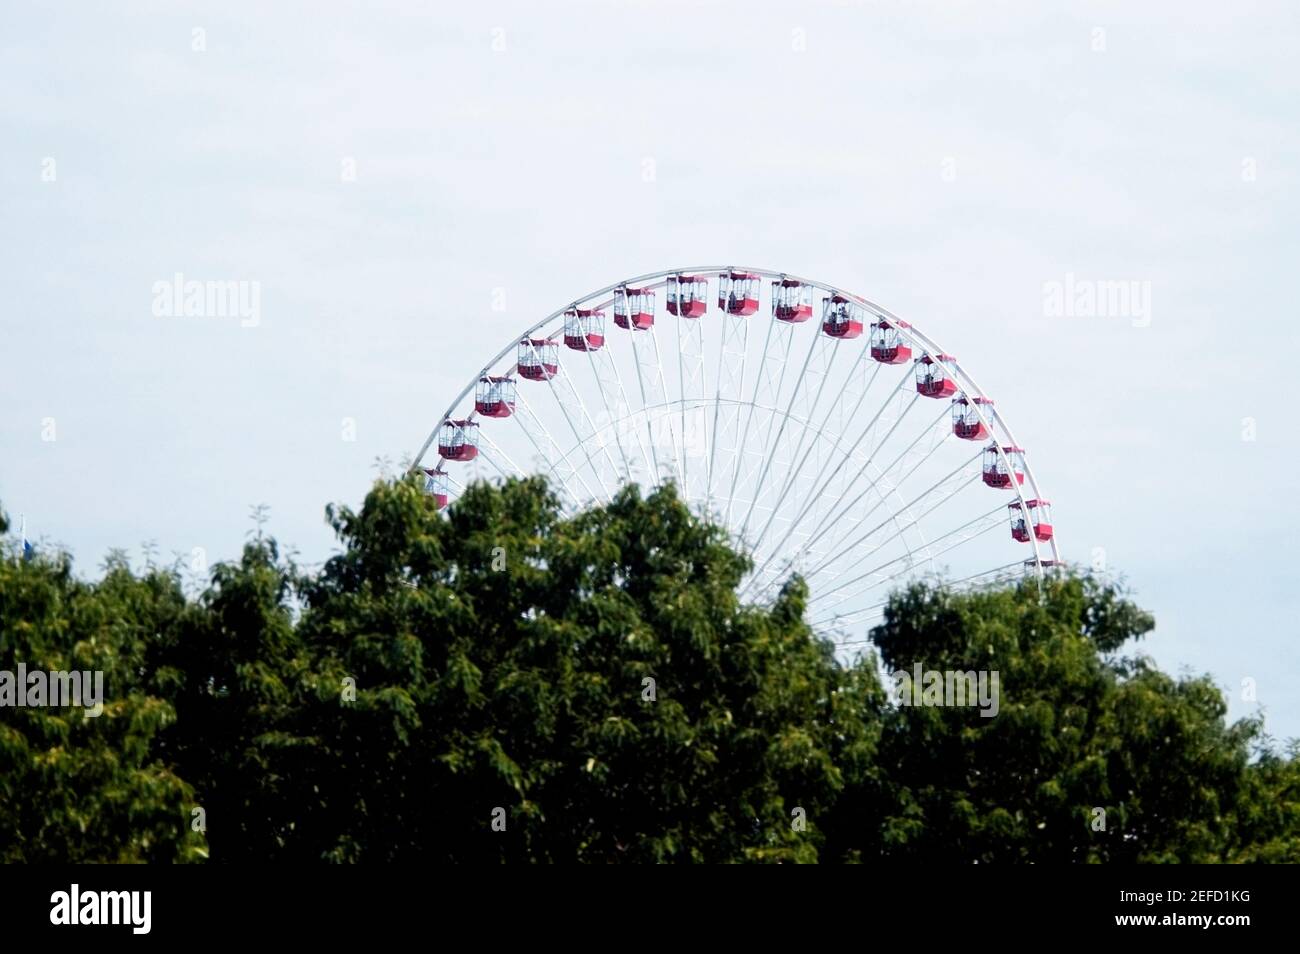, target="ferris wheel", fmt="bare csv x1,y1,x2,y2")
411,266,1061,639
